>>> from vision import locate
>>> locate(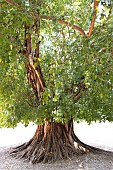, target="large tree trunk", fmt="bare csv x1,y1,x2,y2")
10,118,104,164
